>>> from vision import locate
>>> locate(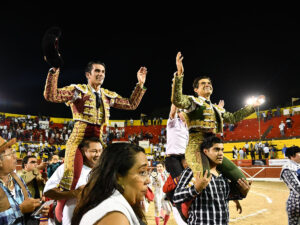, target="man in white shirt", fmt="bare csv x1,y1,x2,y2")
279,121,285,136
164,104,189,225
263,146,270,159
239,148,244,160
44,137,102,225
165,104,189,182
